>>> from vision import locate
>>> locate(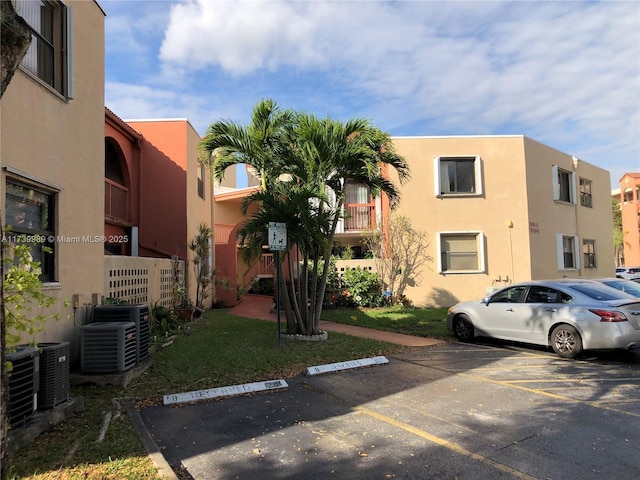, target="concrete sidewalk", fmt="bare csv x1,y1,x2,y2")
229,294,446,348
